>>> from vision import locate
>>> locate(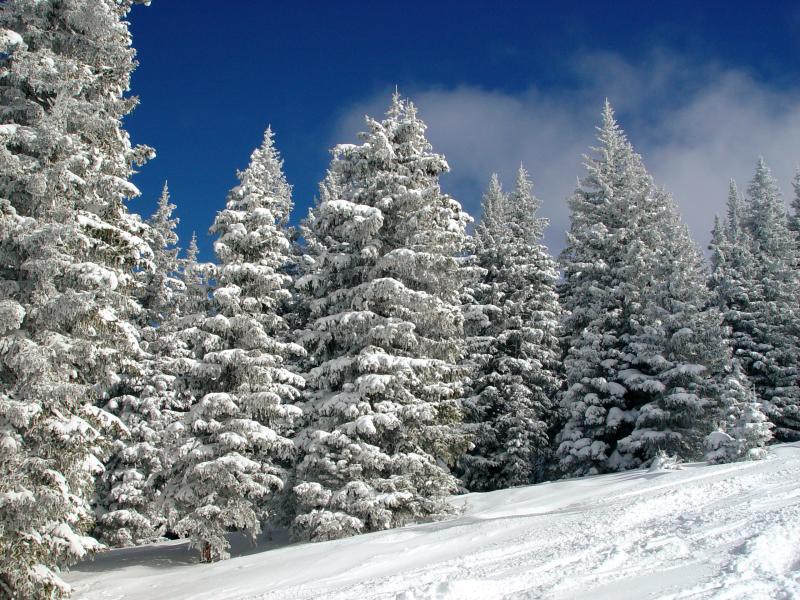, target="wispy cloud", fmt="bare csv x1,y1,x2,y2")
332,53,800,255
